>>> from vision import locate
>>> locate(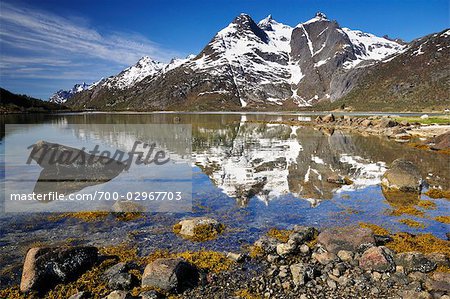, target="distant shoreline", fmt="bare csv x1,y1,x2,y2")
2,110,448,117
